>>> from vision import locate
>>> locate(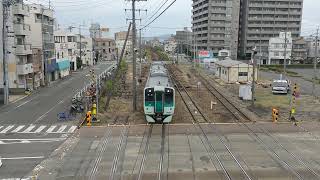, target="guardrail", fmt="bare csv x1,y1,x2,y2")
74,64,117,128
73,64,116,100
